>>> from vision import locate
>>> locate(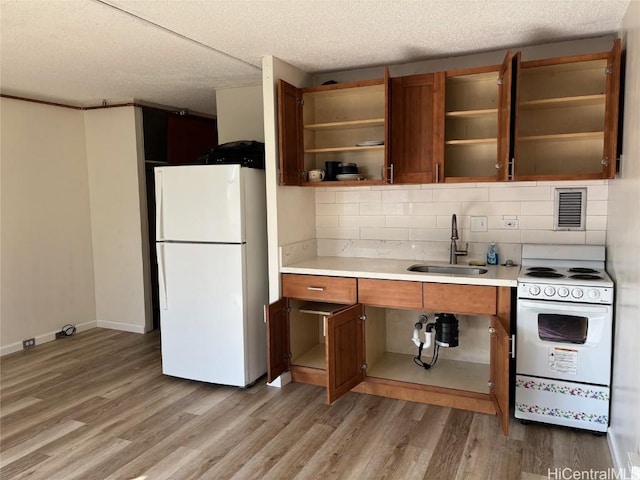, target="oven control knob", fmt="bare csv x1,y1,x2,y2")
544,286,556,297
558,287,570,297
588,289,600,300
529,285,540,296
571,288,584,299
